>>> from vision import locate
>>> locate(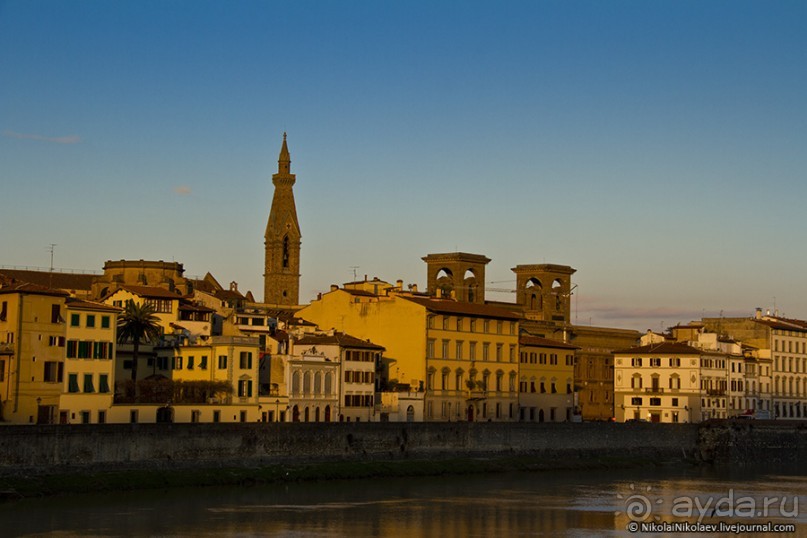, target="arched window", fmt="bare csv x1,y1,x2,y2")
314,372,322,394
303,371,311,394
324,372,333,394
292,371,301,395
282,236,290,268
